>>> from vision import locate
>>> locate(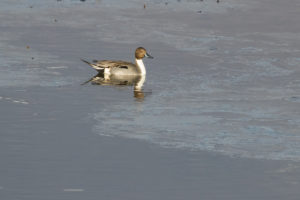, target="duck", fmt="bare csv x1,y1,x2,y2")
81,47,153,75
